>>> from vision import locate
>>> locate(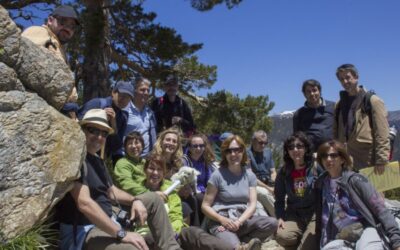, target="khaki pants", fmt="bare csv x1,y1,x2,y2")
178,226,233,250
83,192,182,250
275,214,317,250
256,186,276,217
